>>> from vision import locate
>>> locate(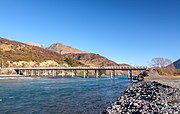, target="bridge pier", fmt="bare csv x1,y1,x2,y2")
110,70,115,78
128,70,132,79
95,70,99,78
83,70,88,78
62,70,64,77
52,70,55,76
74,70,77,77
45,70,47,76
35,70,37,76
38,70,40,76
26,70,28,76
71,70,75,77
31,70,33,76
24,70,26,76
